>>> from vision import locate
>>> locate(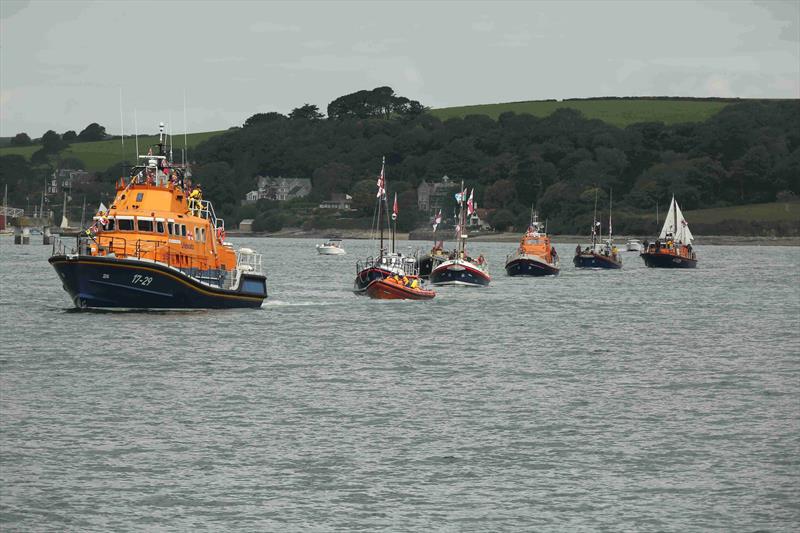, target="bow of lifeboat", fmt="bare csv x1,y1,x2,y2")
504,254,560,276
504,231,560,277
573,247,622,269
429,258,491,287
640,243,698,268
